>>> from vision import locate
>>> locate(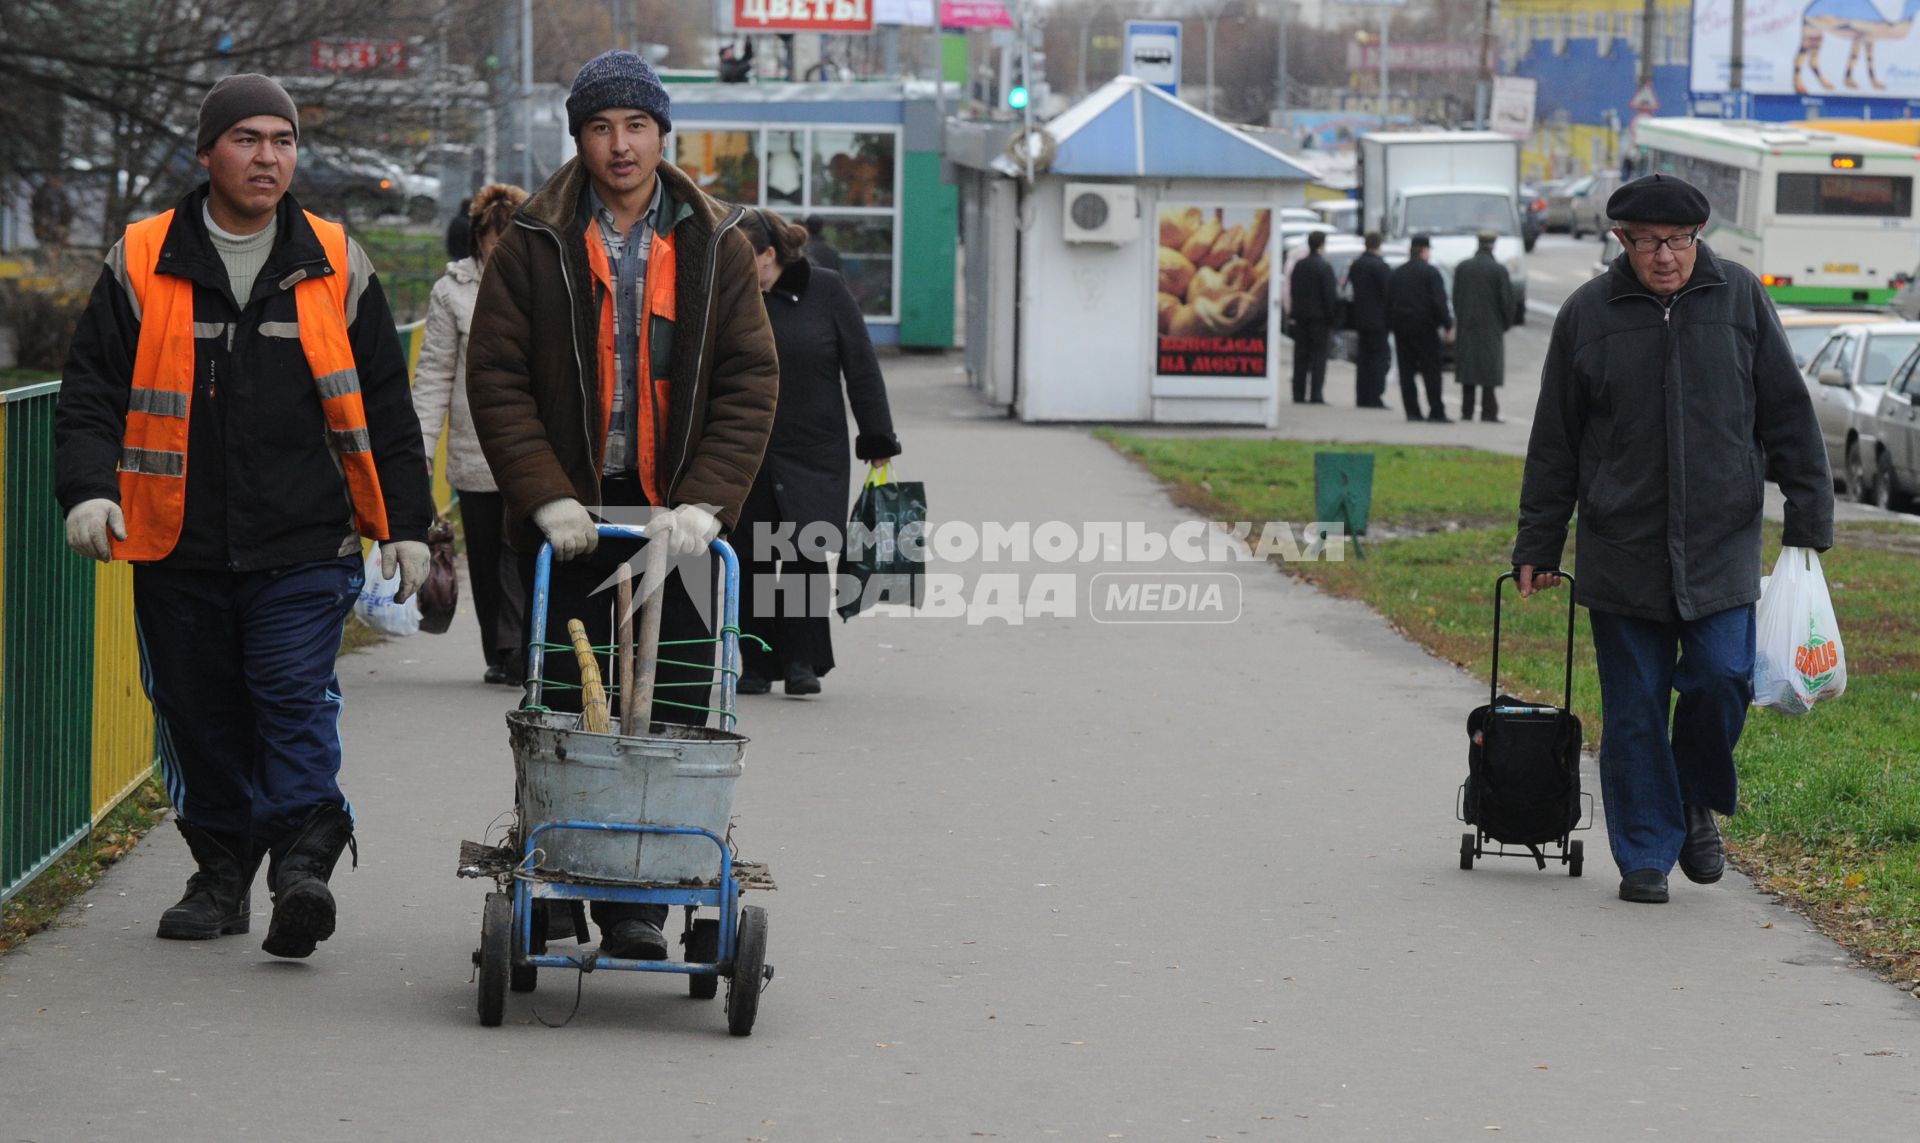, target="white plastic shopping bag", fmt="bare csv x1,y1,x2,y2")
1752,546,1845,715
352,547,421,637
